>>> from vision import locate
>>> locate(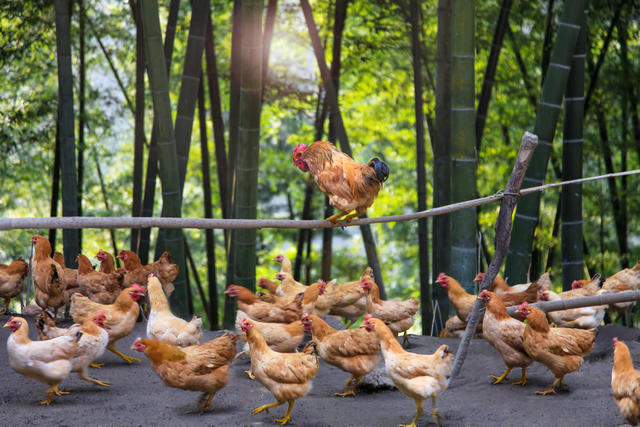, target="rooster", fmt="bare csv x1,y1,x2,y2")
293,141,389,222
